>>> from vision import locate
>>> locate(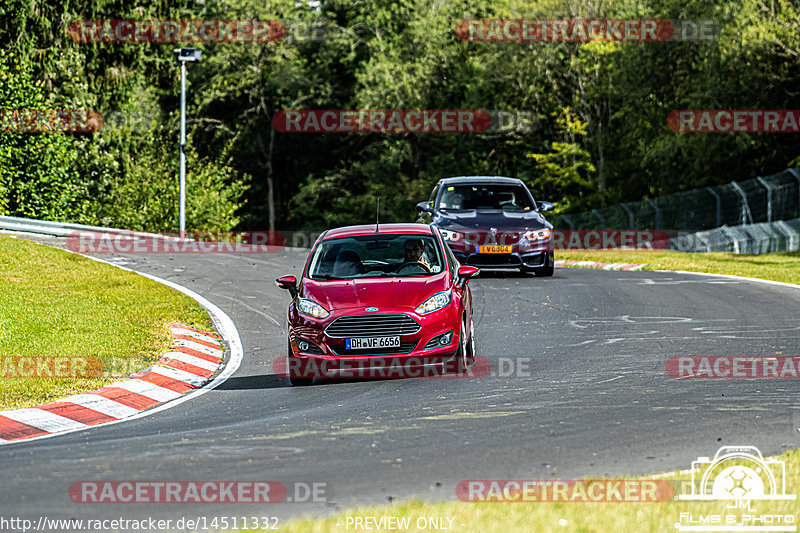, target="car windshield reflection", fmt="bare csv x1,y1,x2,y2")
307,234,444,280
438,184,535,211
